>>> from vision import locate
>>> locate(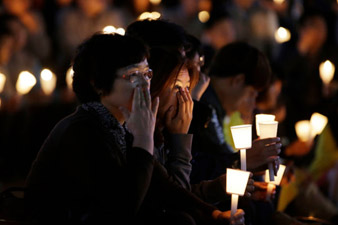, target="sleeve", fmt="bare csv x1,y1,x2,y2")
26,121,155,224
165,133,193,190
191,174,231,204
150,160,217,221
